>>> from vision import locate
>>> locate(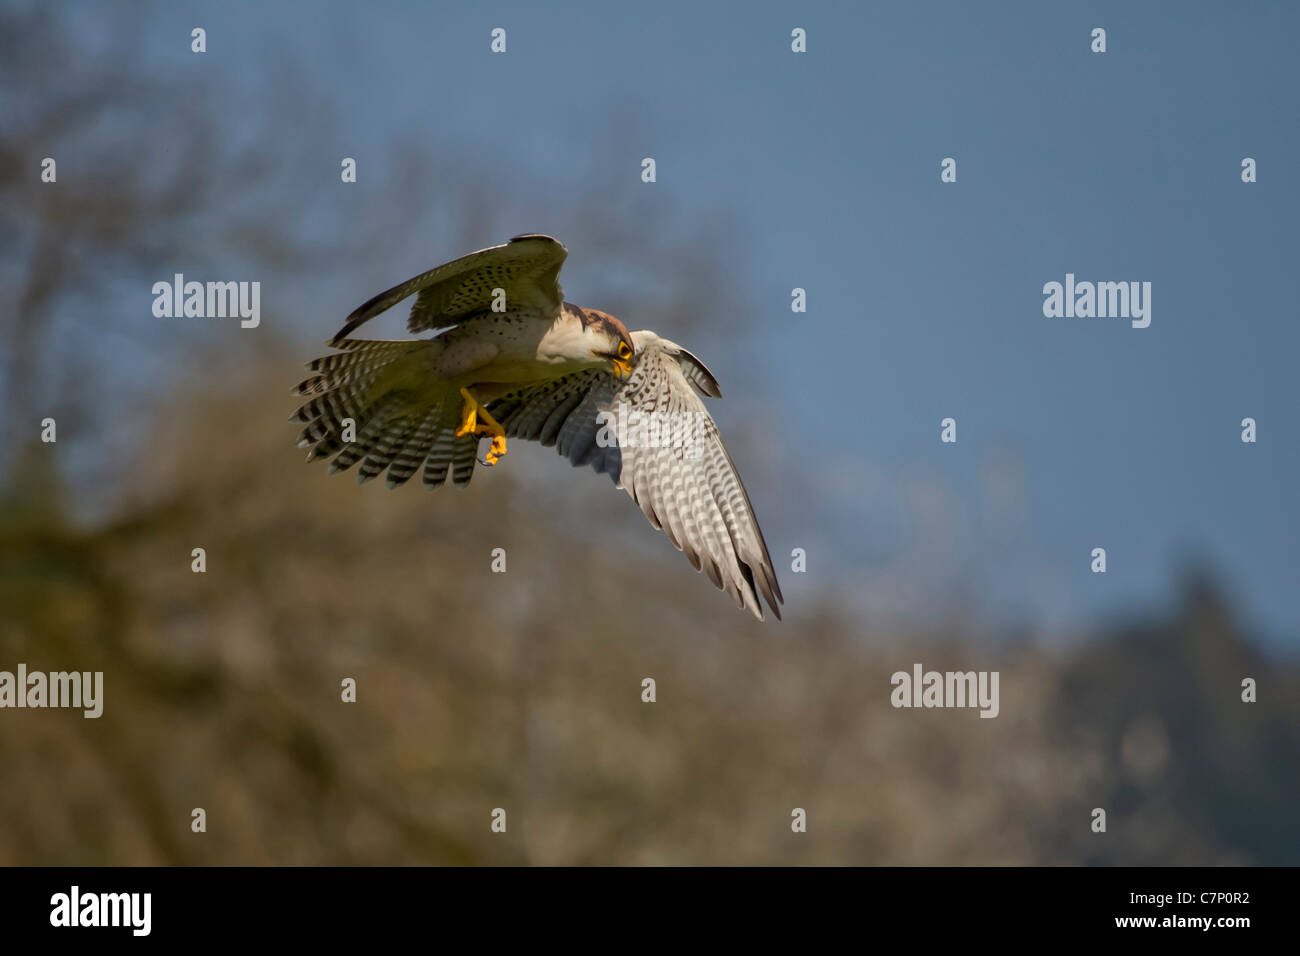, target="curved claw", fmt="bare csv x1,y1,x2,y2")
458,389,508,466
478,434,508,466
